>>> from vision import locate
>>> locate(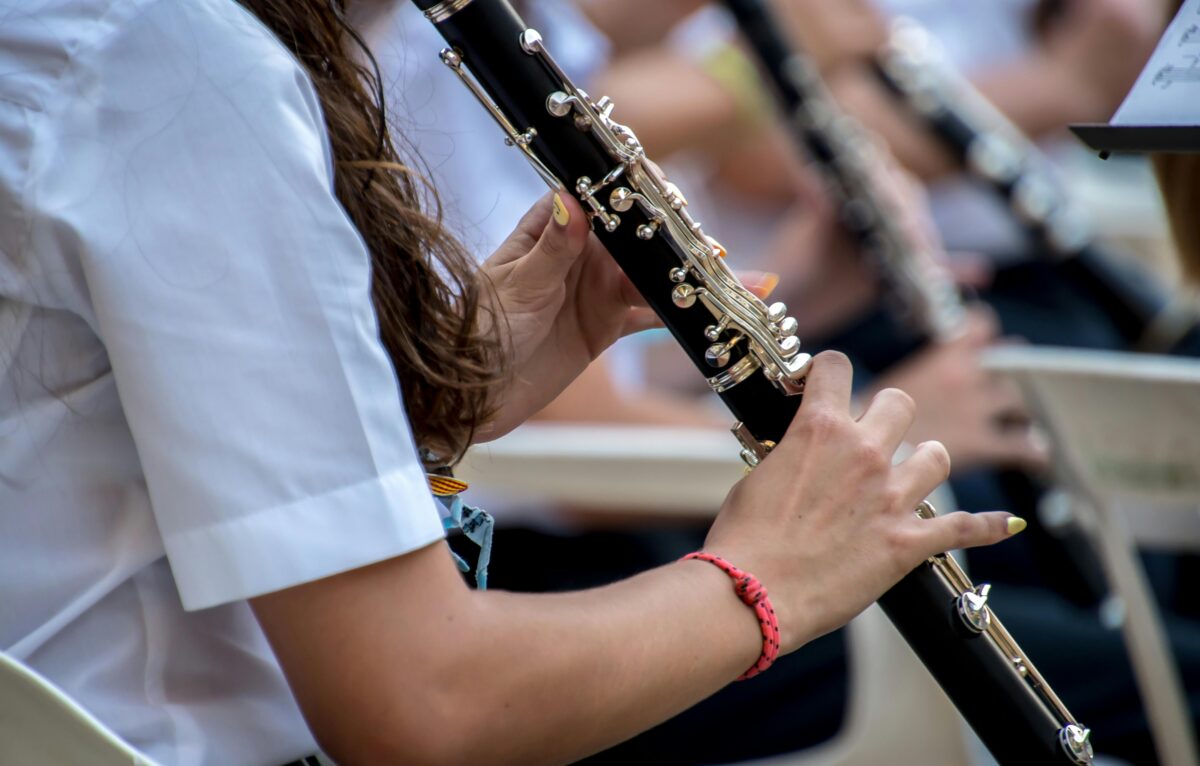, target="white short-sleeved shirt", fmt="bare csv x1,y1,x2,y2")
0,1,446,764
